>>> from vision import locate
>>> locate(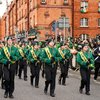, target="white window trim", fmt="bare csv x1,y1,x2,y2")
80,18,88,27
64,0,68,4
41,0,46,3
